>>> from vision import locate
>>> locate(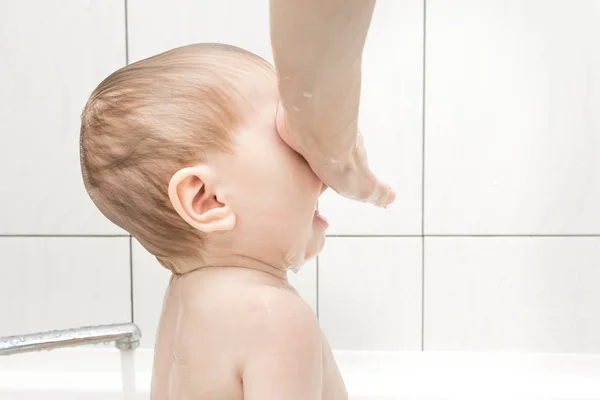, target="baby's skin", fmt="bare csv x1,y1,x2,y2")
152,266,347,399
128,44,348,399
